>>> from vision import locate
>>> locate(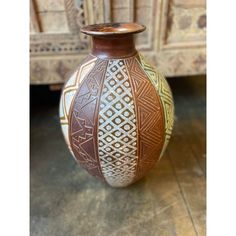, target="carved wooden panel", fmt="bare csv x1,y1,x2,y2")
30,0,206,84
